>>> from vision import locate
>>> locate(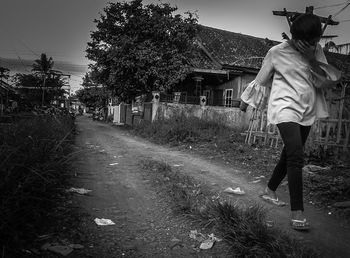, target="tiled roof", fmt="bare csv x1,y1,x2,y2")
196,25,279,69
195,25,350,80
324,51,350,80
